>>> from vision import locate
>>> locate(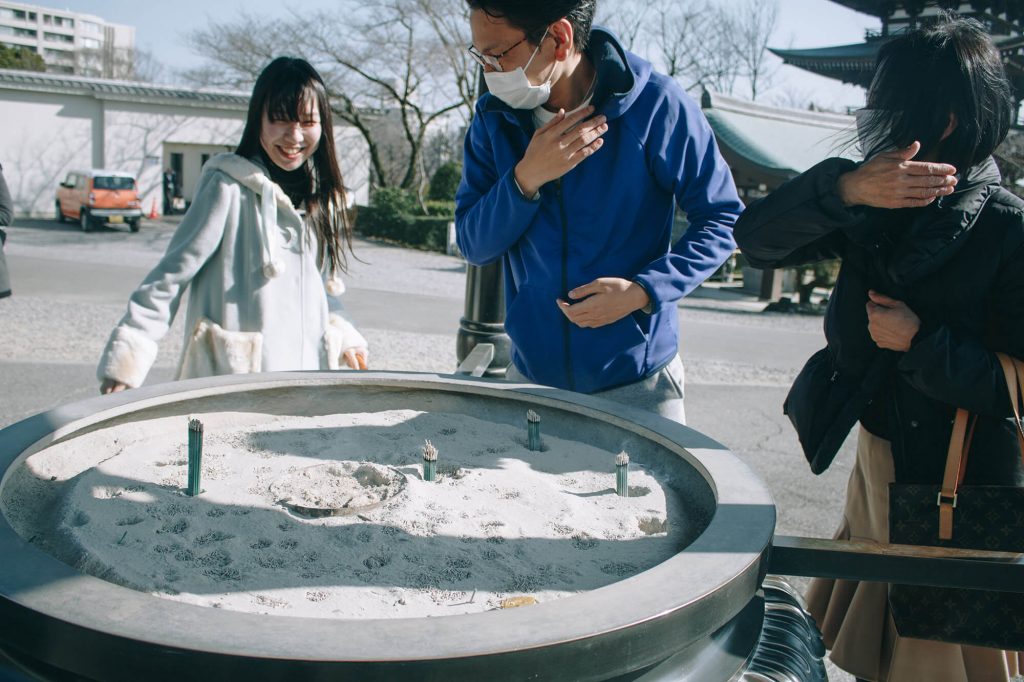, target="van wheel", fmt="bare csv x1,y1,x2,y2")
129,219,140,233
56,200,66,223
79,208,92,233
